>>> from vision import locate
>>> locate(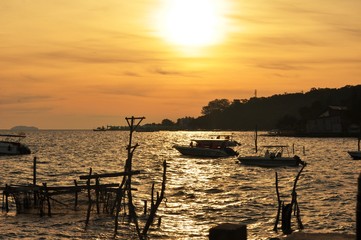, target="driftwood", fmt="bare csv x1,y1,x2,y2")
274,163,306,234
